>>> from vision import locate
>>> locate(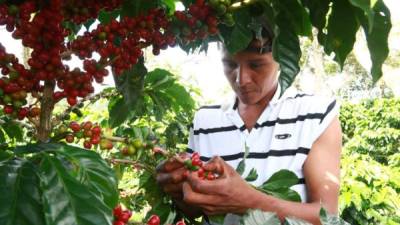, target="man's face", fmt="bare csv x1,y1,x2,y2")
222,45,280,105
